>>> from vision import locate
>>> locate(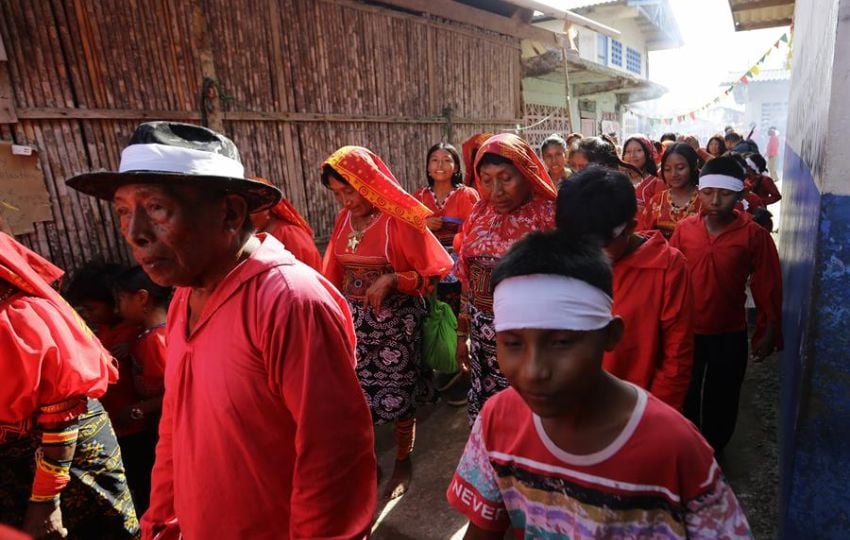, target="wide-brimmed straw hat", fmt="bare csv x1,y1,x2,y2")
67,122,281,212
